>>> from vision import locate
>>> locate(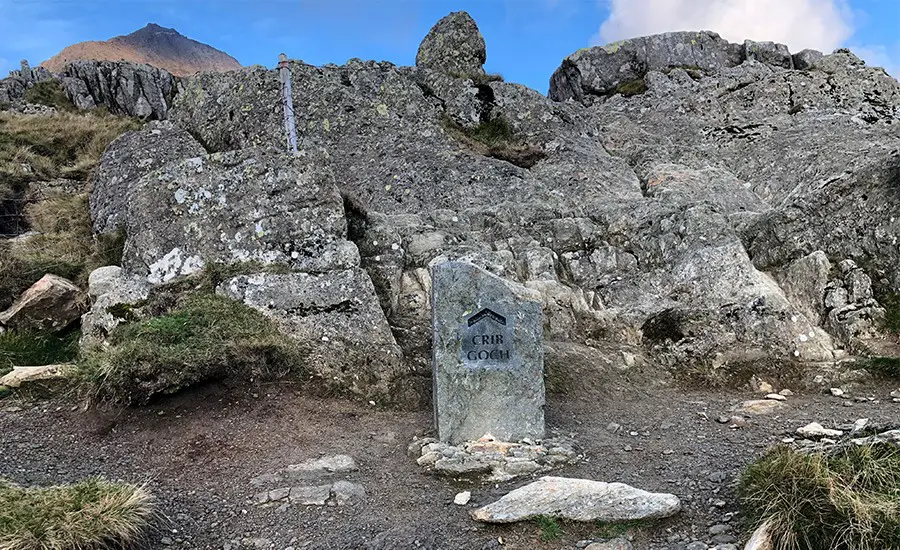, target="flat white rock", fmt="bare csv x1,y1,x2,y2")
765,393,786,401
797,422,843,438
471,476,680,523
454,491,472,505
